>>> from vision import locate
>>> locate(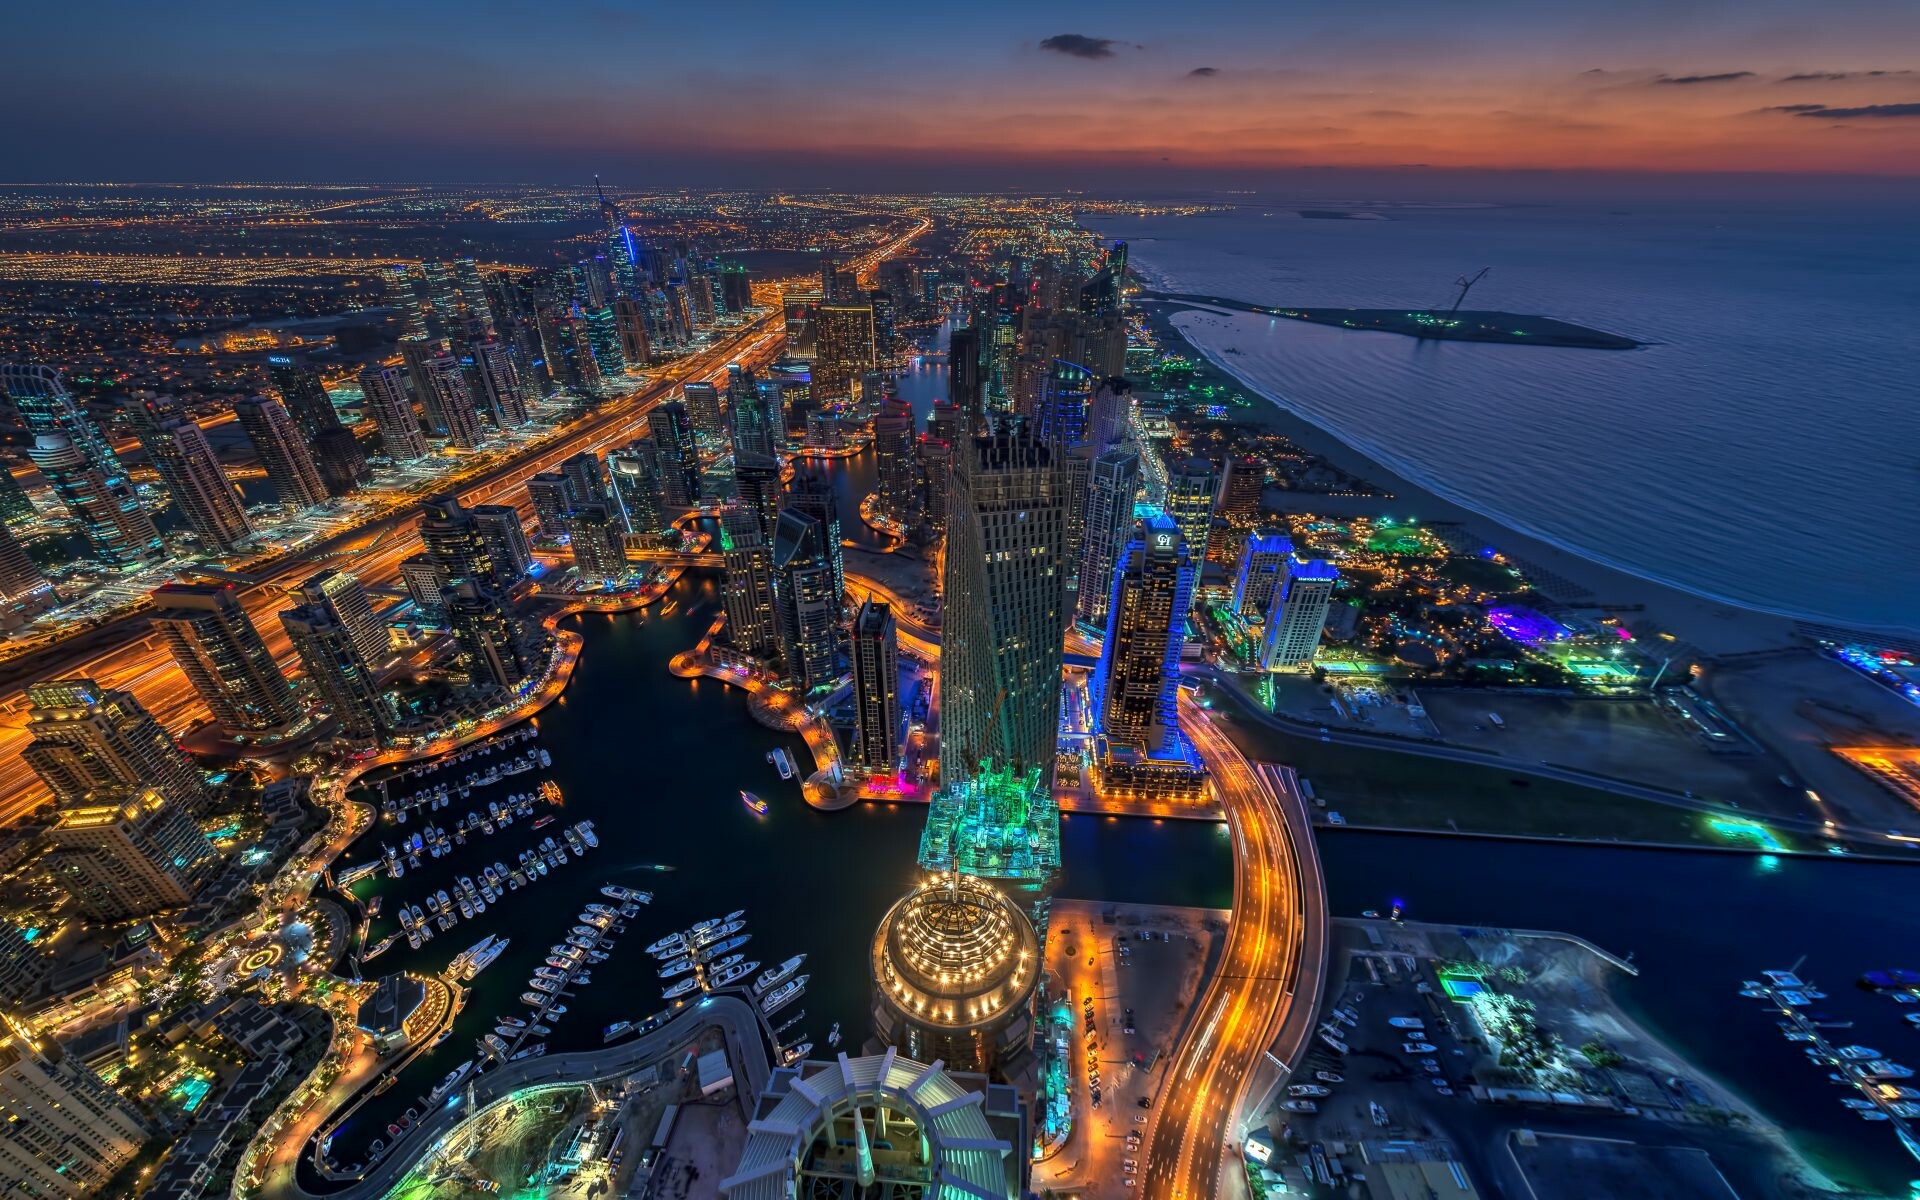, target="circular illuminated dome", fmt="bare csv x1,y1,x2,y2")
872,873,1039,1037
